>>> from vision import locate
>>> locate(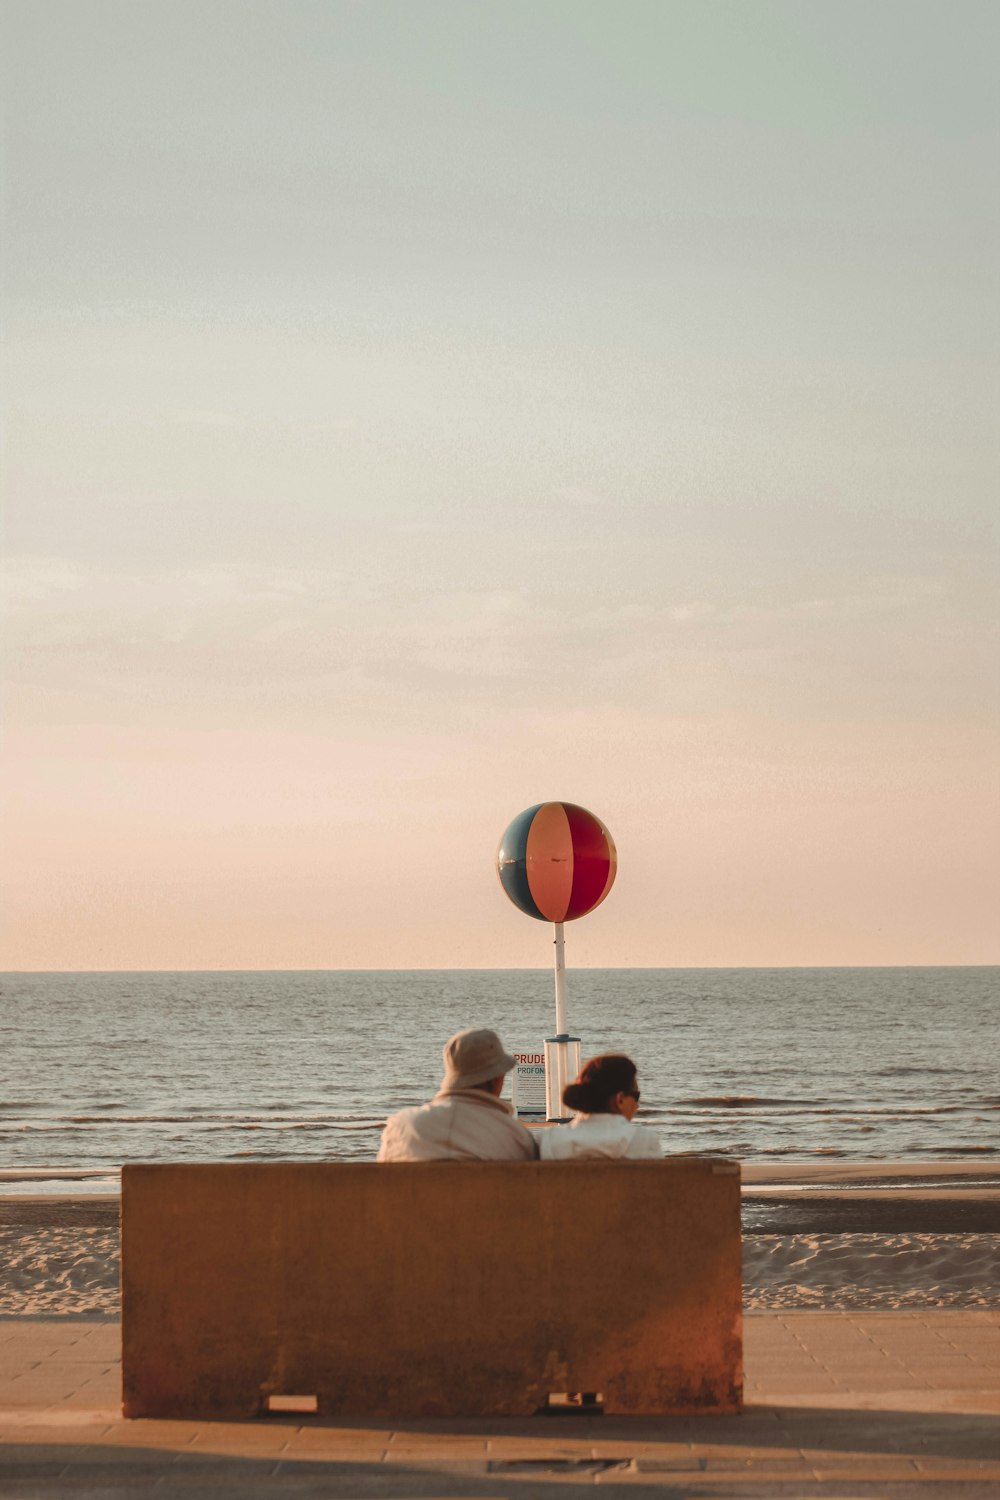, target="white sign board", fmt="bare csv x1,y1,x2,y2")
511,1048,547,1117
